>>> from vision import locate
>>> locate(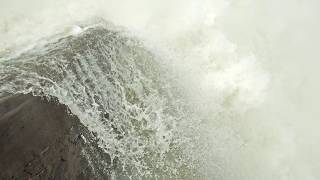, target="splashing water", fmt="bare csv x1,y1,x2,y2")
1,0,319,179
